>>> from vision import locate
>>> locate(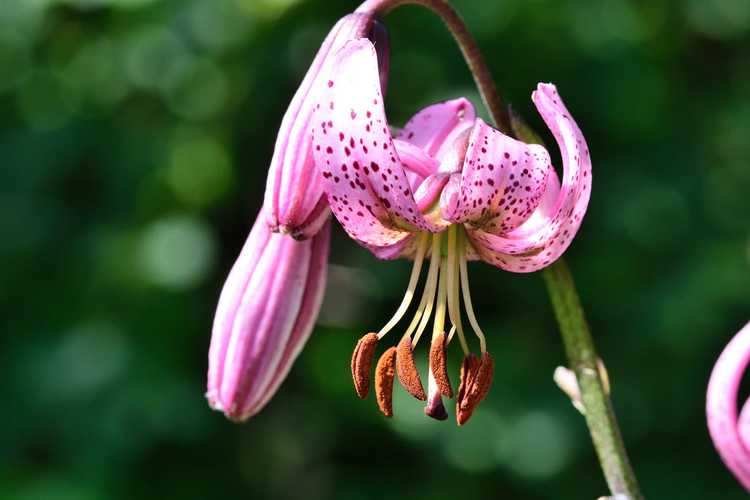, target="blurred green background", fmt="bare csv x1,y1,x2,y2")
2,0,749,498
